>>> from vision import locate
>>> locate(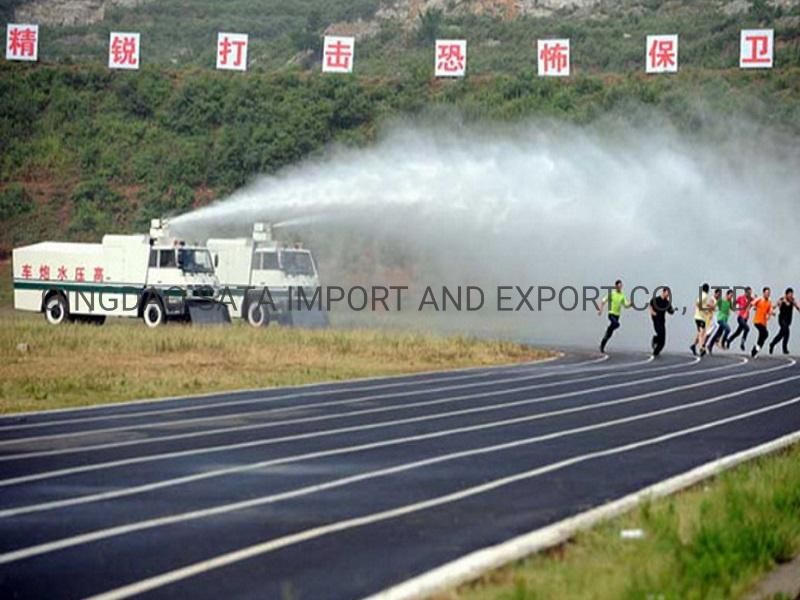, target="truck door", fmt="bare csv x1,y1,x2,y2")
252,251,281,287
147,248,182,289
